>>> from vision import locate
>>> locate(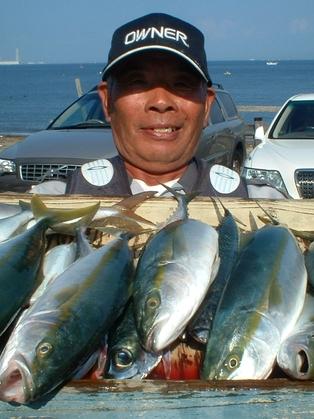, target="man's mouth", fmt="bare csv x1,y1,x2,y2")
152,127,178,133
